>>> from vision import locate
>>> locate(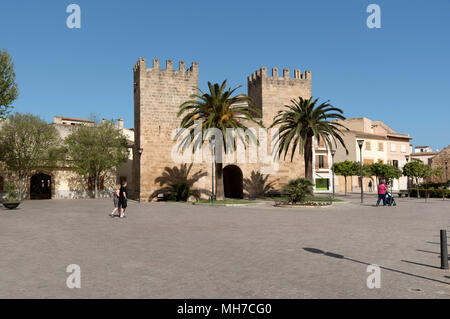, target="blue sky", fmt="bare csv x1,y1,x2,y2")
1,0,449,150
